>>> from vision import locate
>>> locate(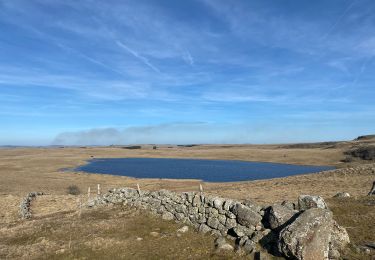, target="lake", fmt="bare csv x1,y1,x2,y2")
75,158,334,182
